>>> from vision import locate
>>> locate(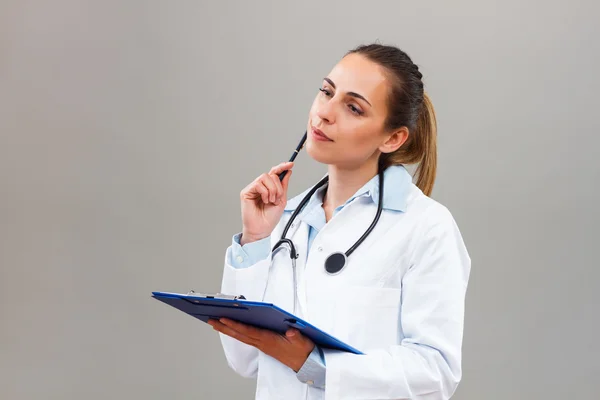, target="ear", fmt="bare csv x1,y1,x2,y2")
379,126,409,154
